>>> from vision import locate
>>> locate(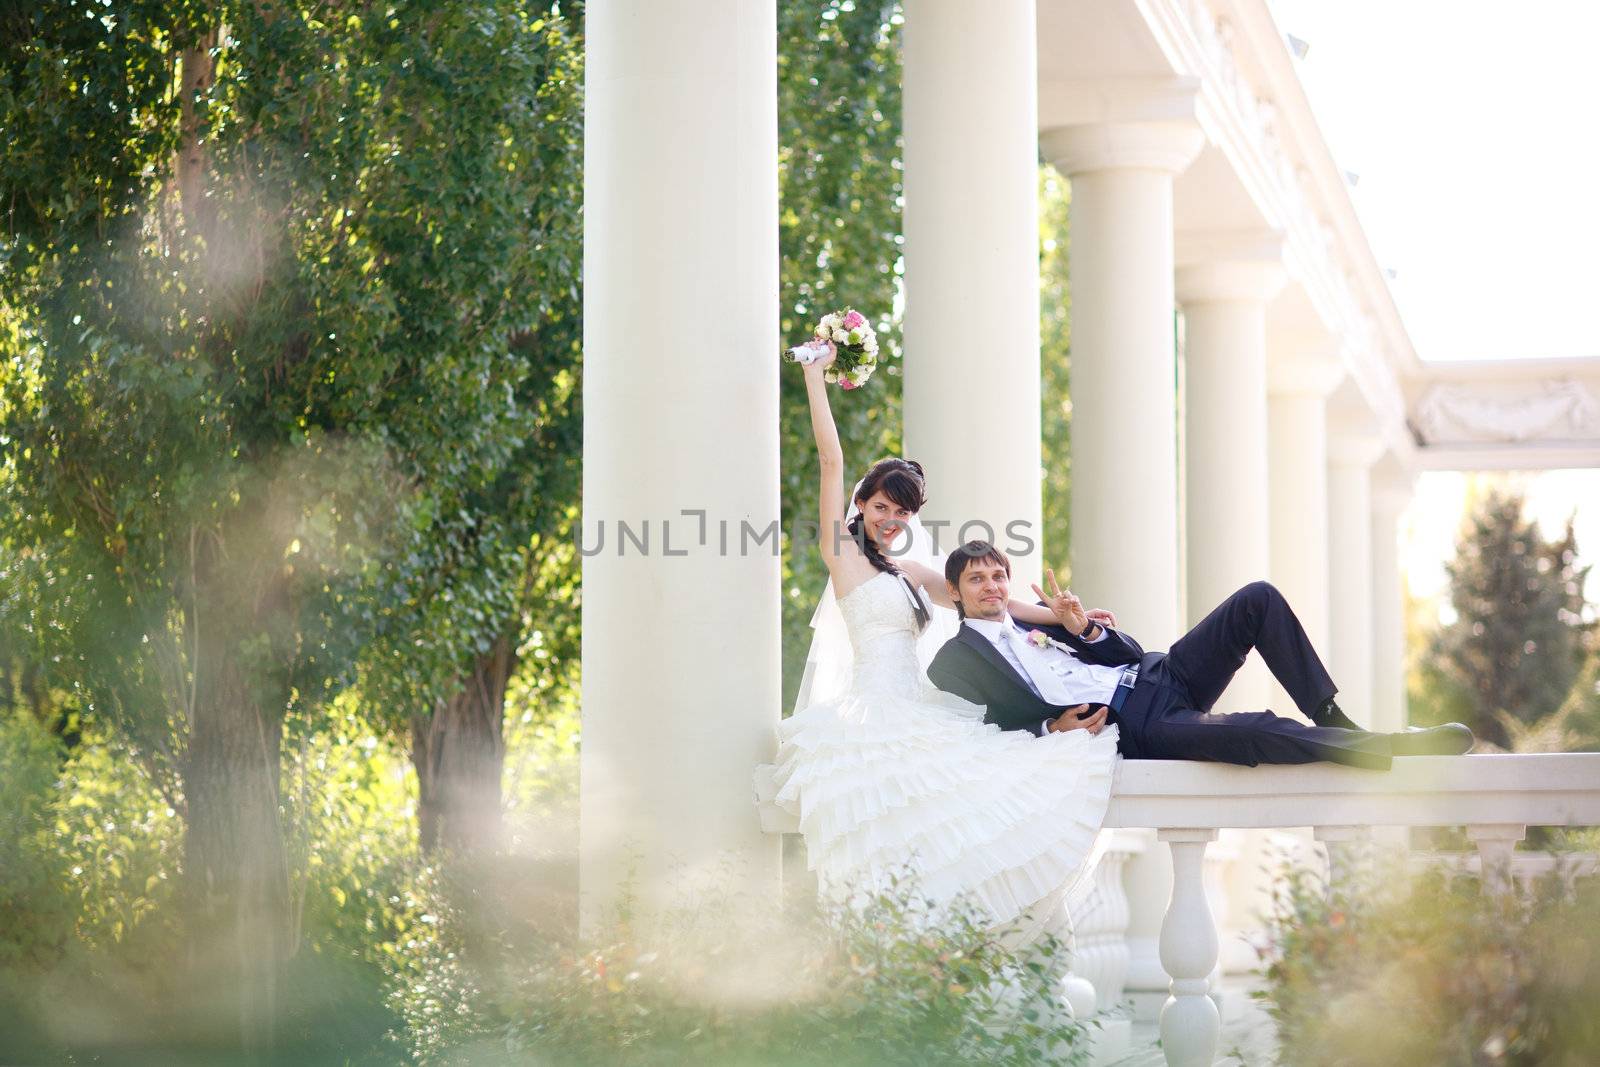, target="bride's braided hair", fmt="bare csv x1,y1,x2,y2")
847,458,931,632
